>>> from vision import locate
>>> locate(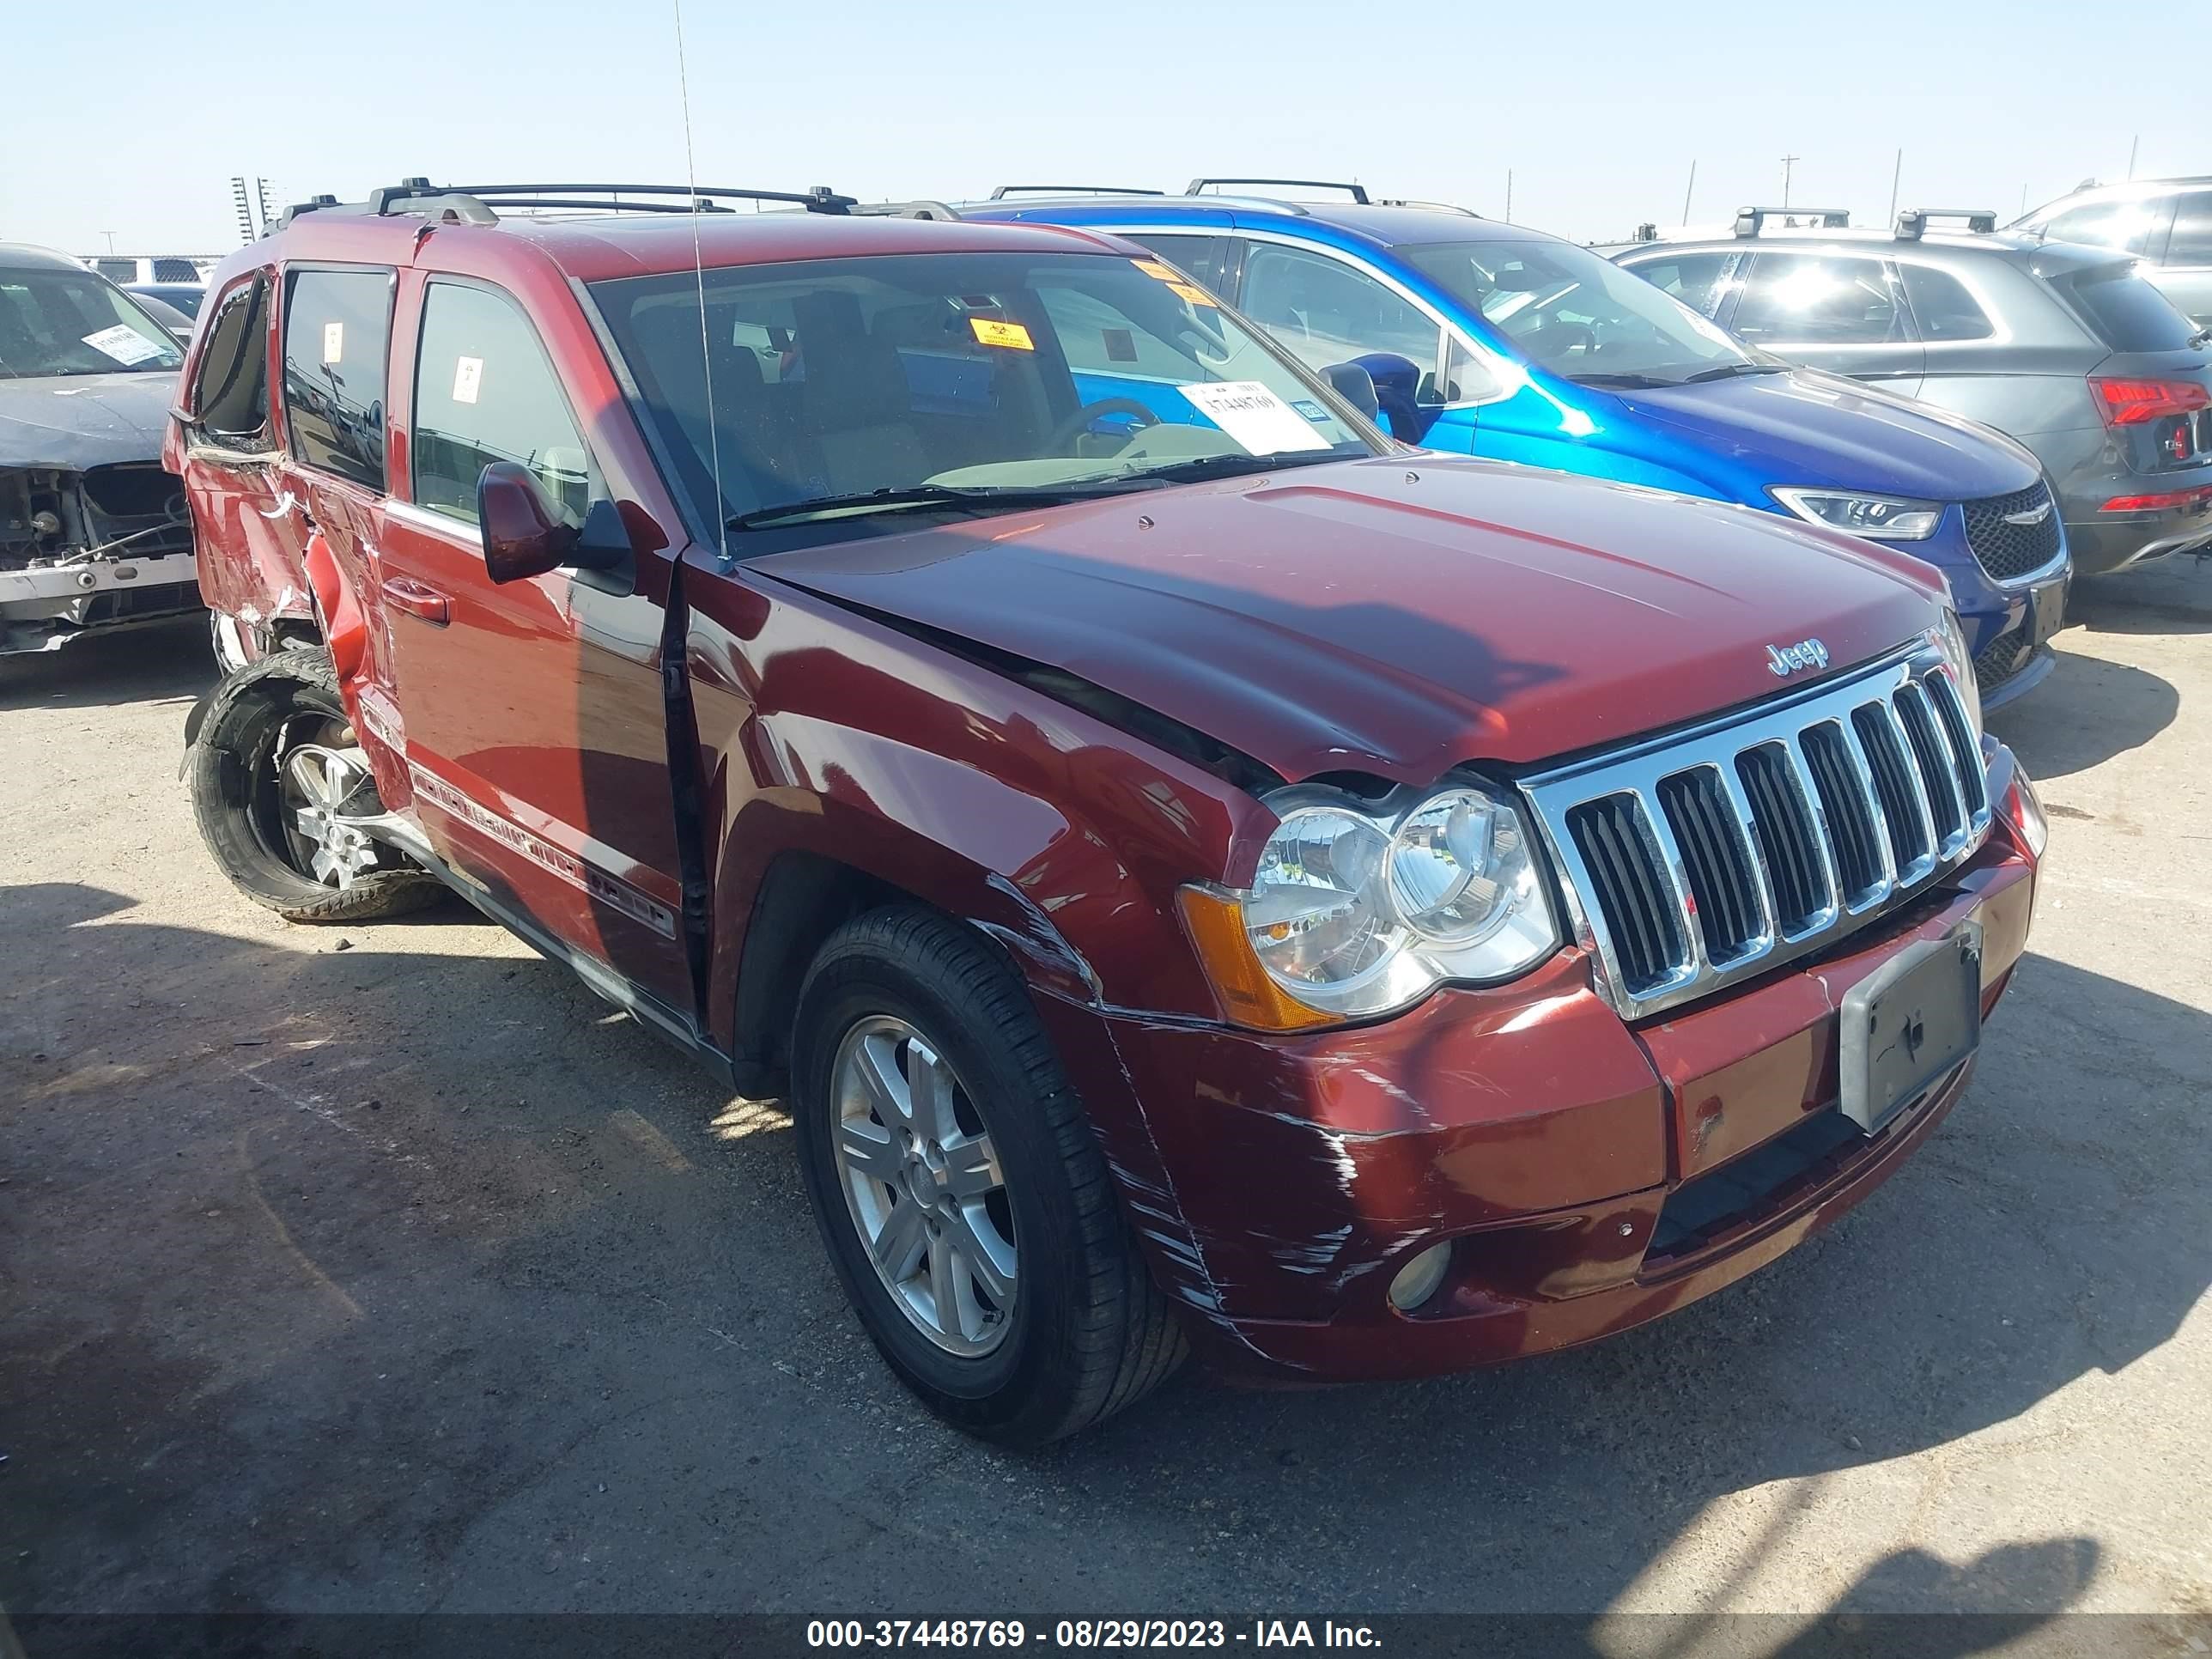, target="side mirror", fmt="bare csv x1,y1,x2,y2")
477,461,630,586
1321,362,1380,422
1351,351,1425,442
